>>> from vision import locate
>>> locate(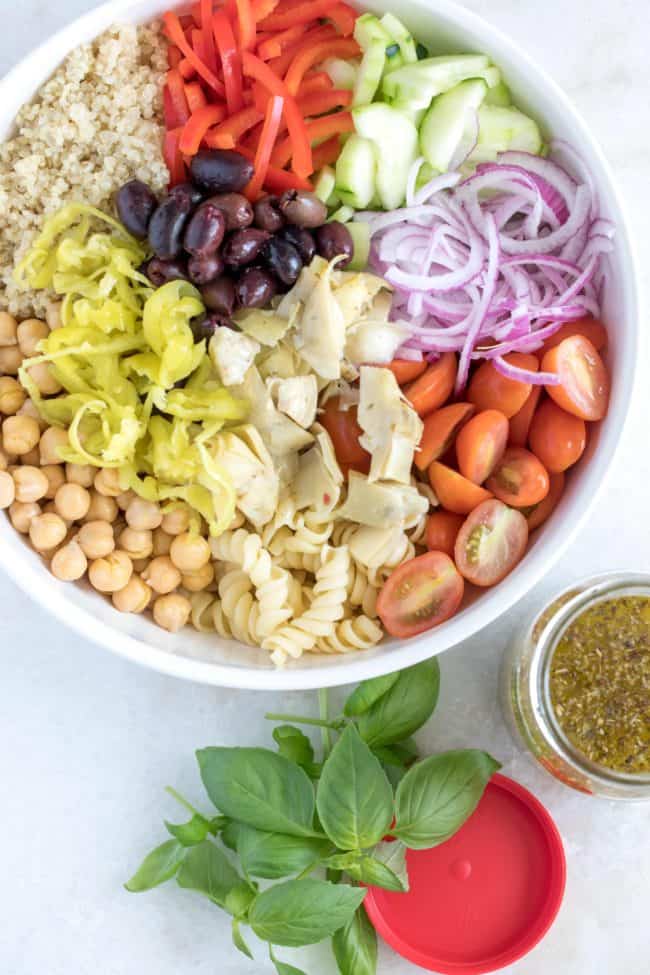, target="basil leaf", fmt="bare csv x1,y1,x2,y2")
197,747,316,837
176,839,253,915
232,919,253,959
237,824,331,879
332,905,377,975
273,725,315,769
249,878,366,947
343,672,400,717
270,945,308,975
124,839,186,892
394,749,501,849
372,738,419,768
317,725,393,850
357,660,440,748
165,814,211,846
221,819,240,851
325,851,406,893
373,840,409,893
